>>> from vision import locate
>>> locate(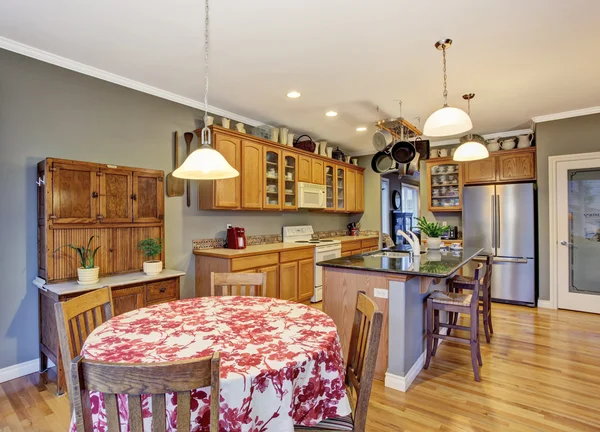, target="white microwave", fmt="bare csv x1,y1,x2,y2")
298,182,326,209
